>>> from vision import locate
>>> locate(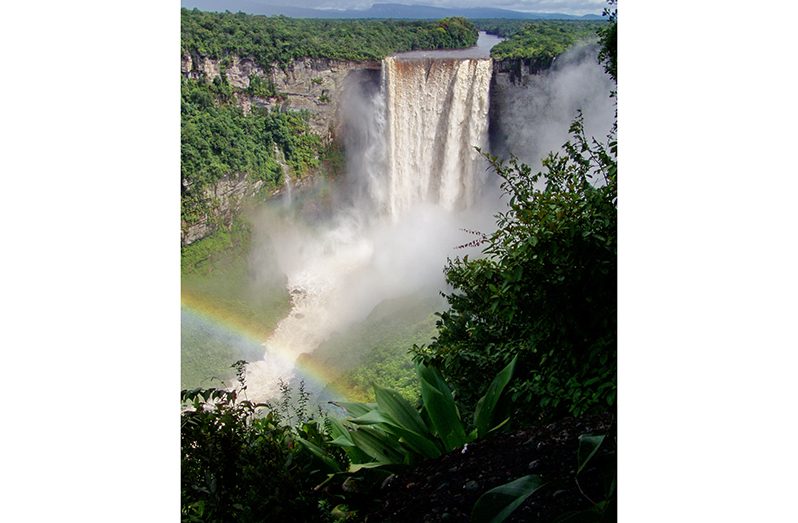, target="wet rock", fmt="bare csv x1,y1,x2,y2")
463,480,479,492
